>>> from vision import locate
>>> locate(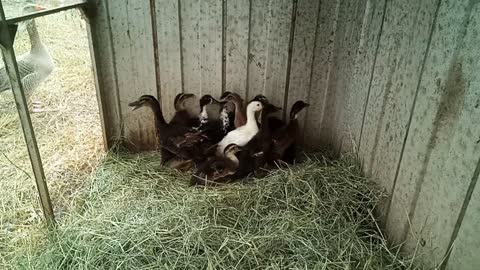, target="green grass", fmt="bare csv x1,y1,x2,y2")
4,152,418,269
